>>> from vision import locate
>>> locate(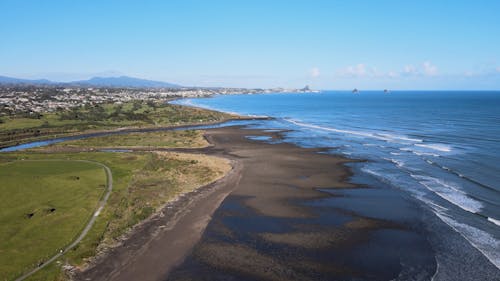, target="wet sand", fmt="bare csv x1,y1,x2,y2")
75,125,437,281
